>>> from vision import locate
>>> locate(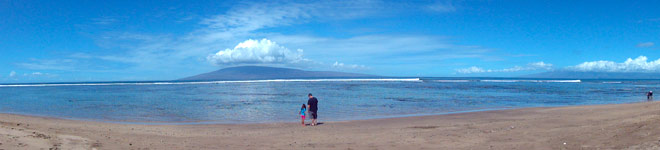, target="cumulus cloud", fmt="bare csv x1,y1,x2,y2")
207,39,306,65
456,62,553,74
9,71,16,77
568,56,660,72
637,42,655,48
